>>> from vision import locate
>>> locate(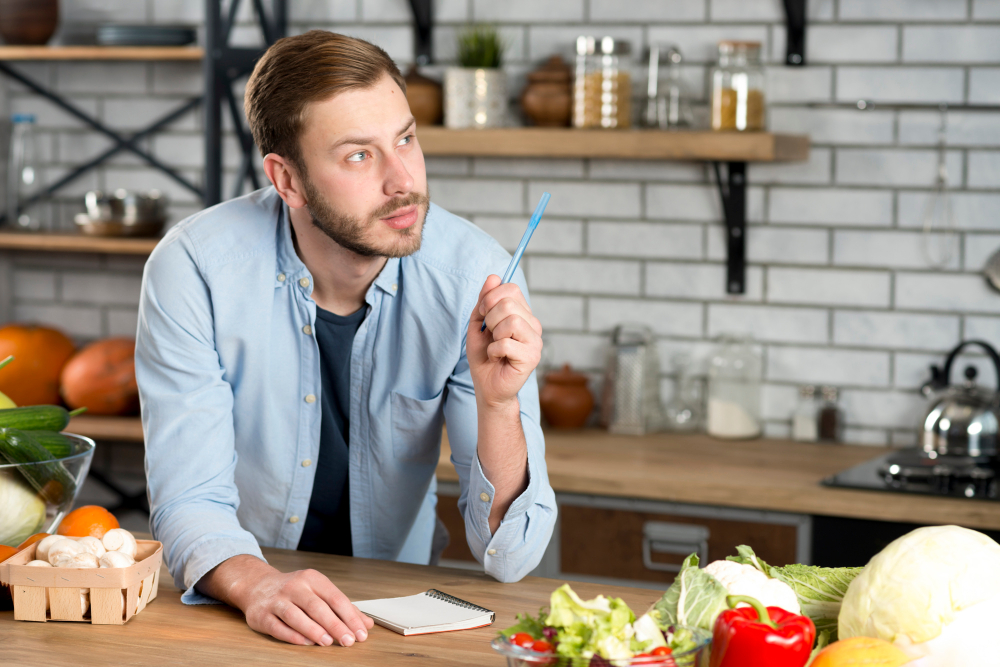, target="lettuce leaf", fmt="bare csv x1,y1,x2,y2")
500,609,547,640
649,553,730,633
546,584,637,660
